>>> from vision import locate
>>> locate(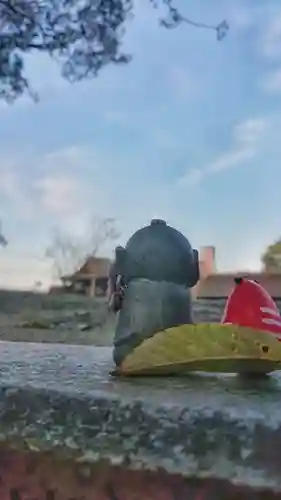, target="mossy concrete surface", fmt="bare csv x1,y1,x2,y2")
0,342,281,491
